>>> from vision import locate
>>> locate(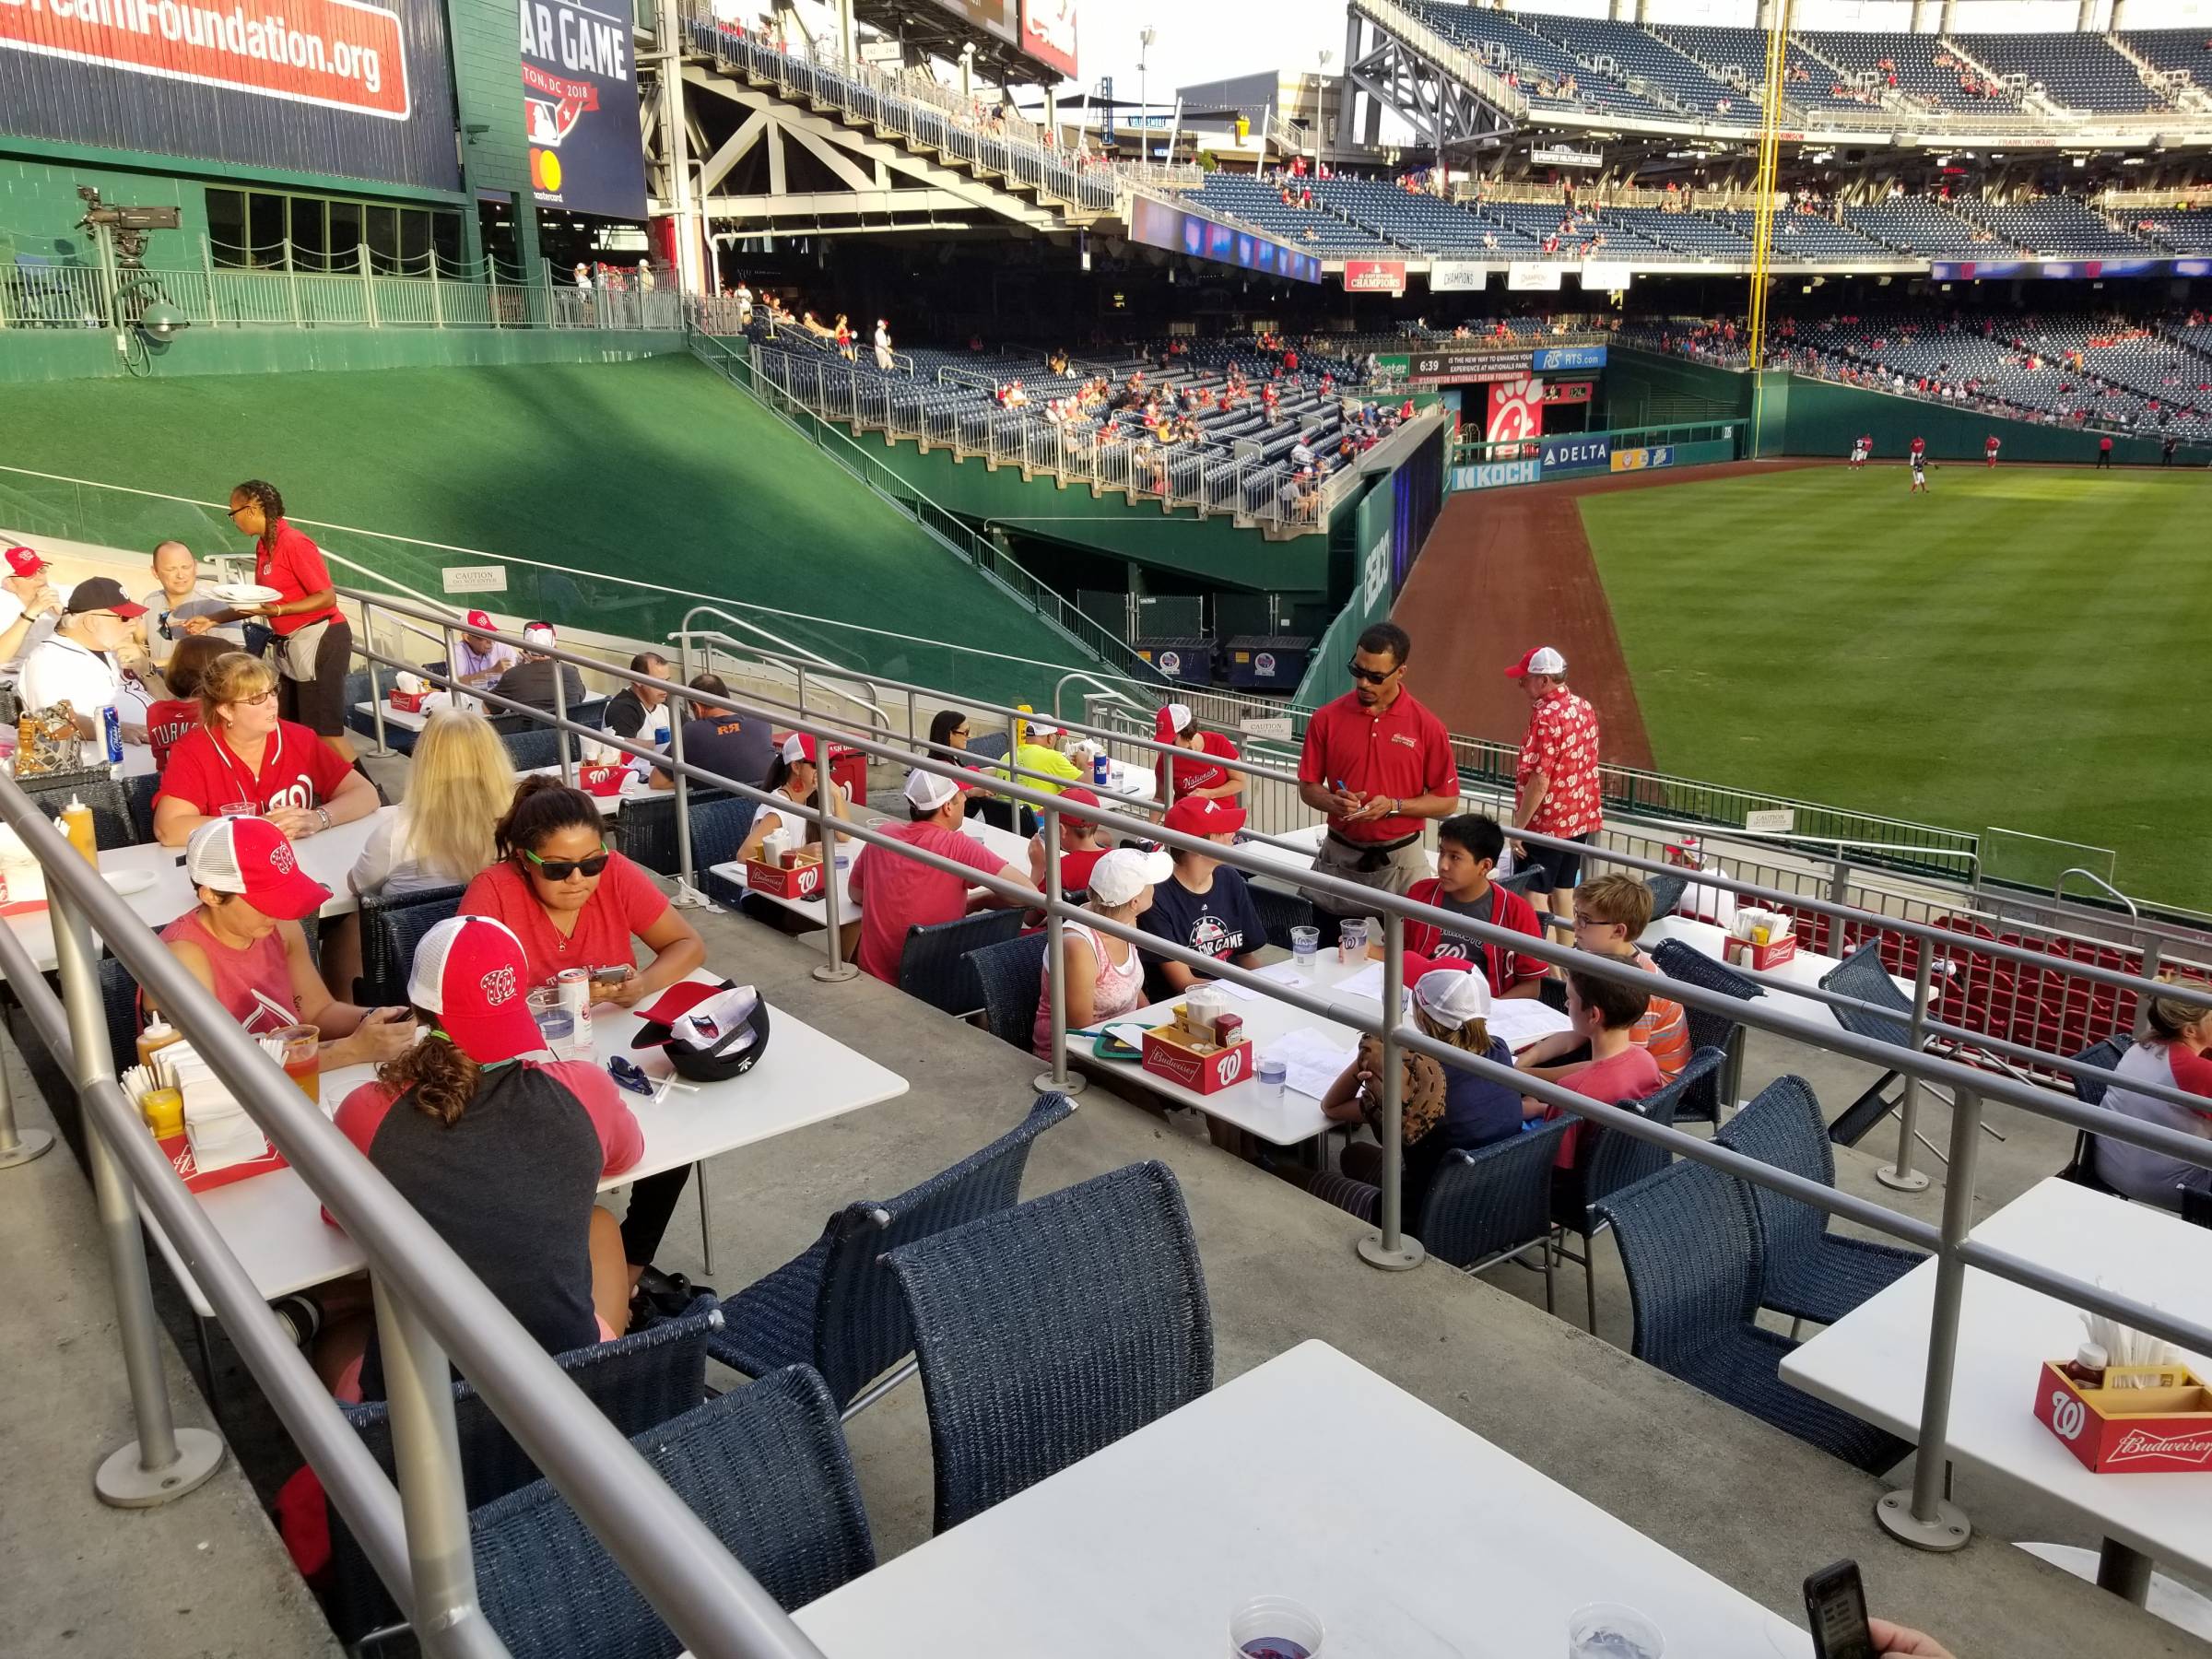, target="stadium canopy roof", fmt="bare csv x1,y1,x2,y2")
851,0,1060,86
